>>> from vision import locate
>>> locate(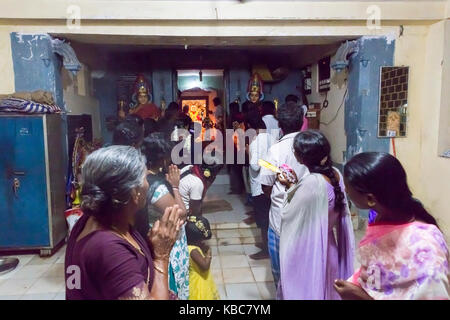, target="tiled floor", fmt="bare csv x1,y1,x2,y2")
0,178,366,300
